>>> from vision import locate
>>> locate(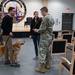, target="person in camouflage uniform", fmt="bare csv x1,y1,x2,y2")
33,7,54,73
0,12,3,45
